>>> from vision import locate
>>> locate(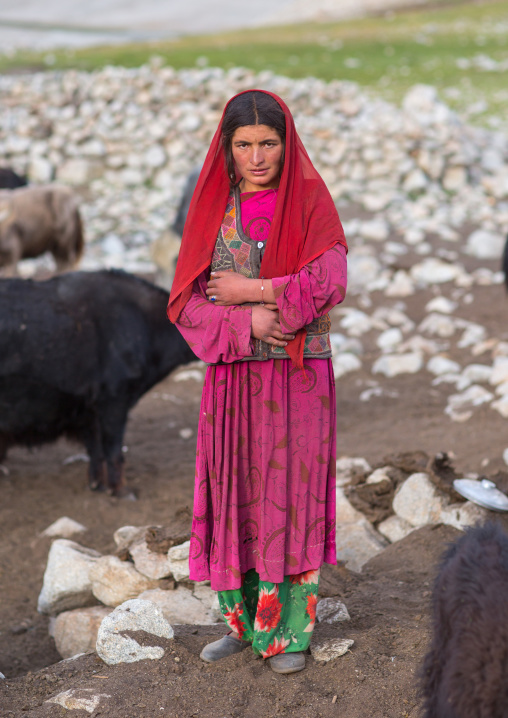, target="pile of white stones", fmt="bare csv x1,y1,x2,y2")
334,455,489,573
1,64,508,274
36,451,490,666
37,517,220,663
